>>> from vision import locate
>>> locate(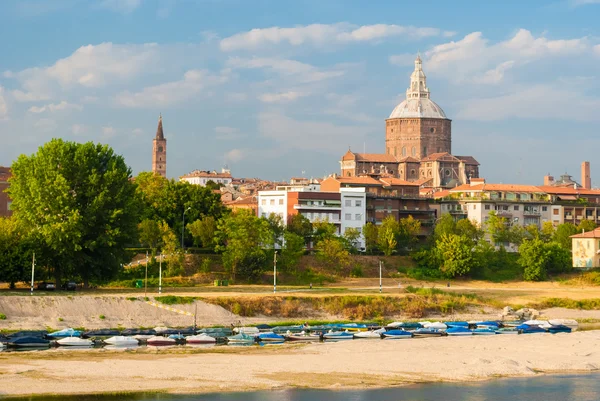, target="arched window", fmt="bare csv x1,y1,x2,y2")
410,169,416,176
423,146,427,156
402,147,407,157
346,171,351,177
411,146,416,157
